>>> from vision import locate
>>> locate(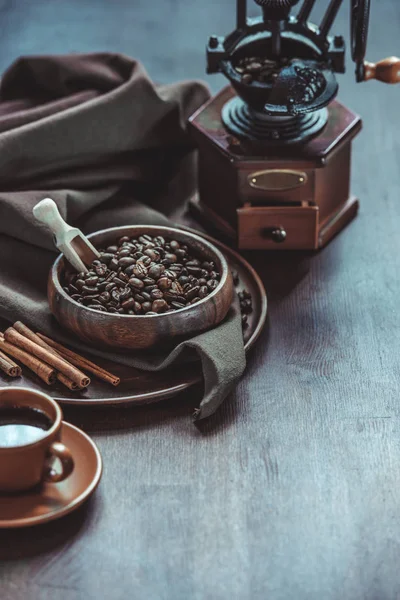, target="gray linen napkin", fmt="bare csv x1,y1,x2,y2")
0,53,246,420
